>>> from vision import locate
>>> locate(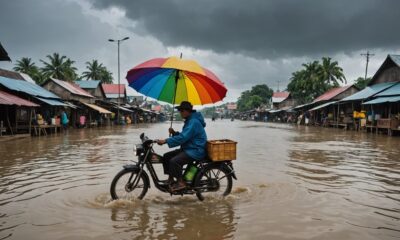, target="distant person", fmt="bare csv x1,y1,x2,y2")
305,111,310,126
79,115,86,128
61,110,69,131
